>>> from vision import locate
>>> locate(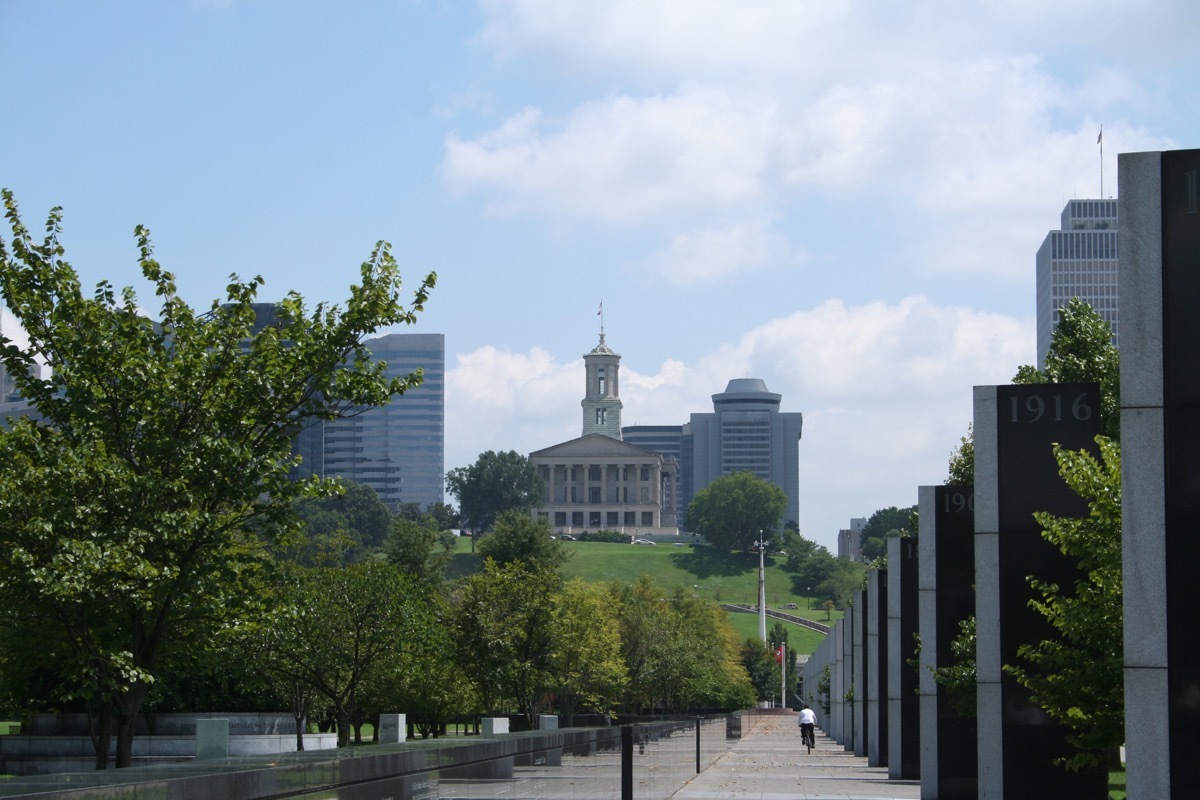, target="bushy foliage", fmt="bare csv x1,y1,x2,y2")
577,529,628,543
